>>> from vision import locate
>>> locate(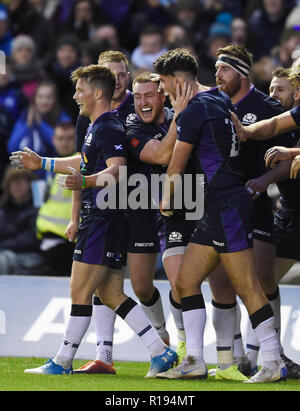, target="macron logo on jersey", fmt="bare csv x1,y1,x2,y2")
114,144,123,150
